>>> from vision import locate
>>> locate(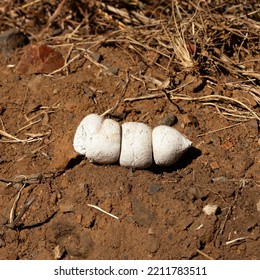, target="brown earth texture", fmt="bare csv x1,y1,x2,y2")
0,0,259,260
